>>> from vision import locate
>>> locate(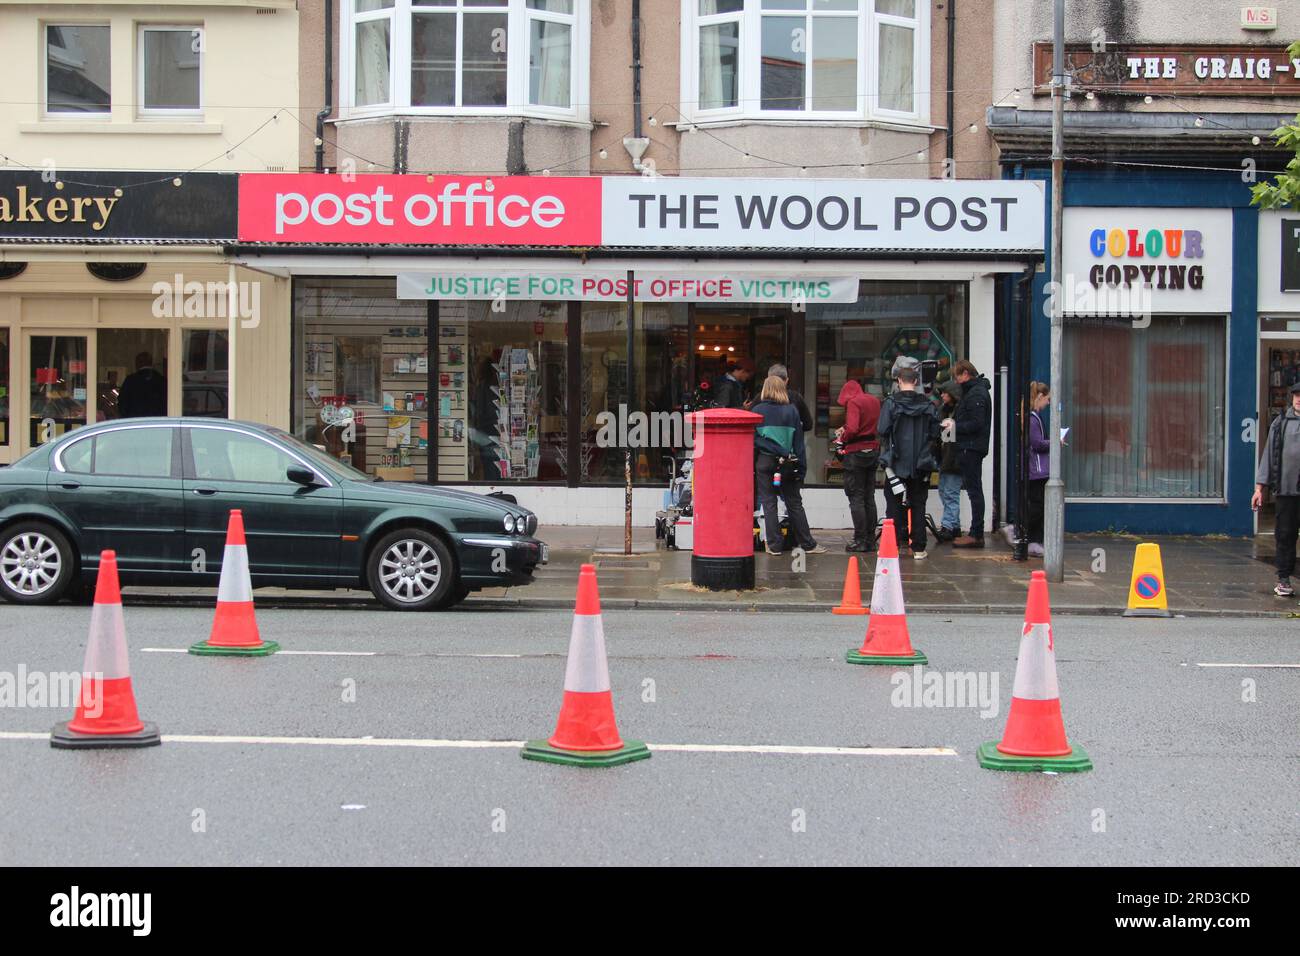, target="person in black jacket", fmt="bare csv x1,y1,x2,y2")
878,365,940,556
942,359,992,548
710,358,755,409
117,352,167,418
